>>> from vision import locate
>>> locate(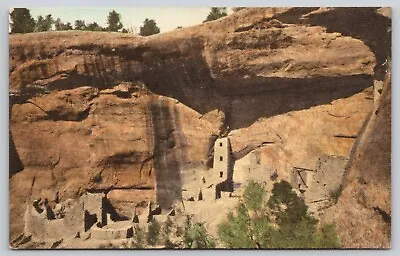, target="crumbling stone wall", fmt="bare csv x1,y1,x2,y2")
63,199,85,234
290,155,347,211
305,155,347,204
23,193,109,242
24,200,84,242
233,148,272,185
81,193,107,228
